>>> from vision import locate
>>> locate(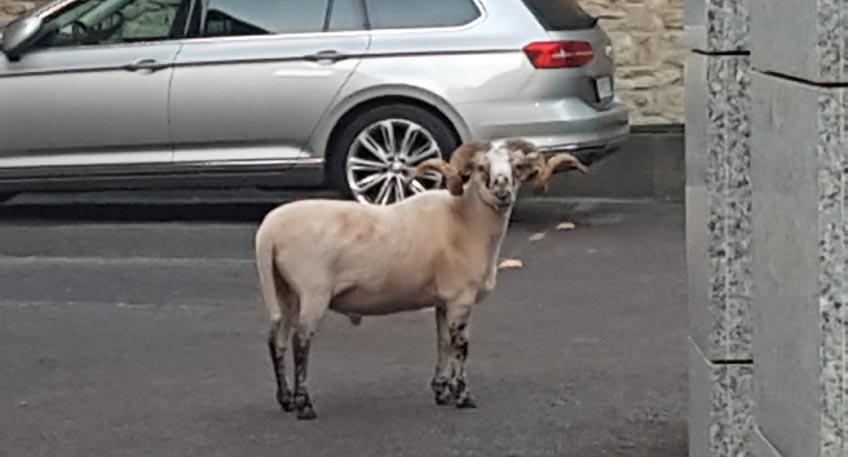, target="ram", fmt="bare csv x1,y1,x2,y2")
254,139,587,419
